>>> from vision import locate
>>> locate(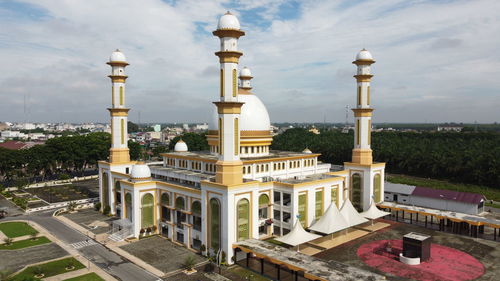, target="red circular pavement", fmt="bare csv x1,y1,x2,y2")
357,239,484,281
